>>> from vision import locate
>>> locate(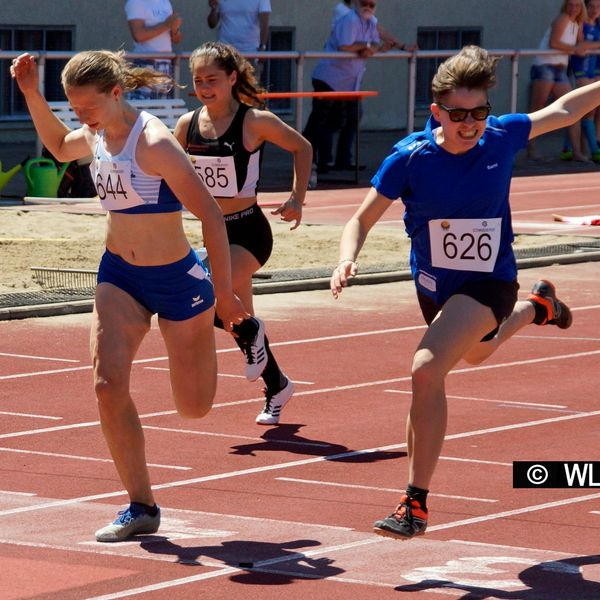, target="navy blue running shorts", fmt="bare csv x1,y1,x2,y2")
97,248,215,321
417,278,519,341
